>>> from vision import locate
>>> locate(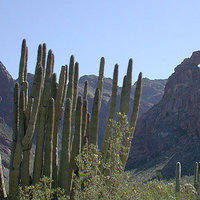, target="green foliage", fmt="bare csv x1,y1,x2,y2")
73,113,134,200
18,177,68,200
